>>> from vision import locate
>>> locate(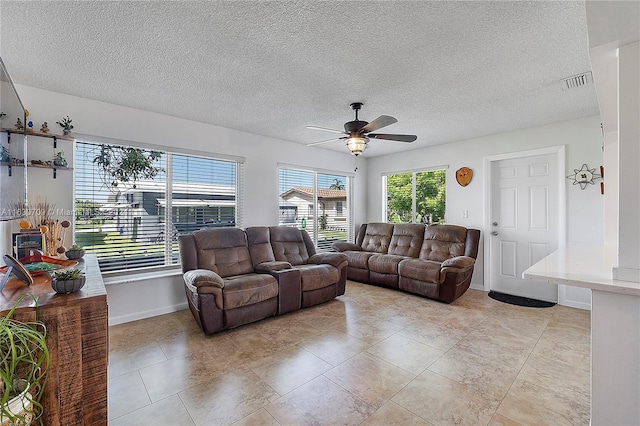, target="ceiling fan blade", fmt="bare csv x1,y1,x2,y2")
306,136,347,147
306,125,346,135
361,115,397,133
368,133,417,142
